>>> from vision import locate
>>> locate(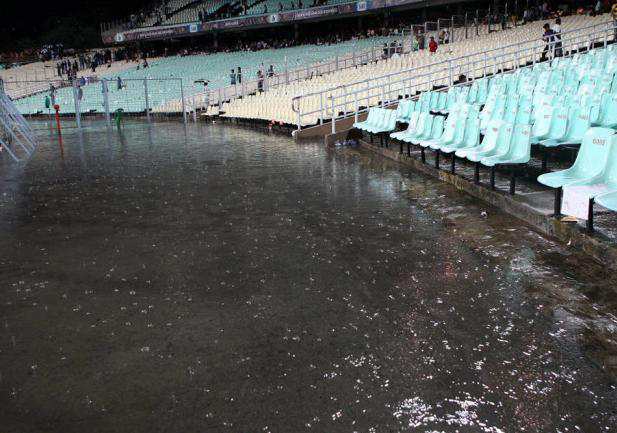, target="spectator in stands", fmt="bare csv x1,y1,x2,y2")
428,36,437,54
299,0,302,8
268,65,274,77
382,43,389,59
444,28,450,44
279,2,283,11
541,23,555,61
230,69,236,85
613,4,617,41
264,4,267,13
552,18,562,56
257,70,264,92
412,35,419,51
117,77,123,90
237,67,242,84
